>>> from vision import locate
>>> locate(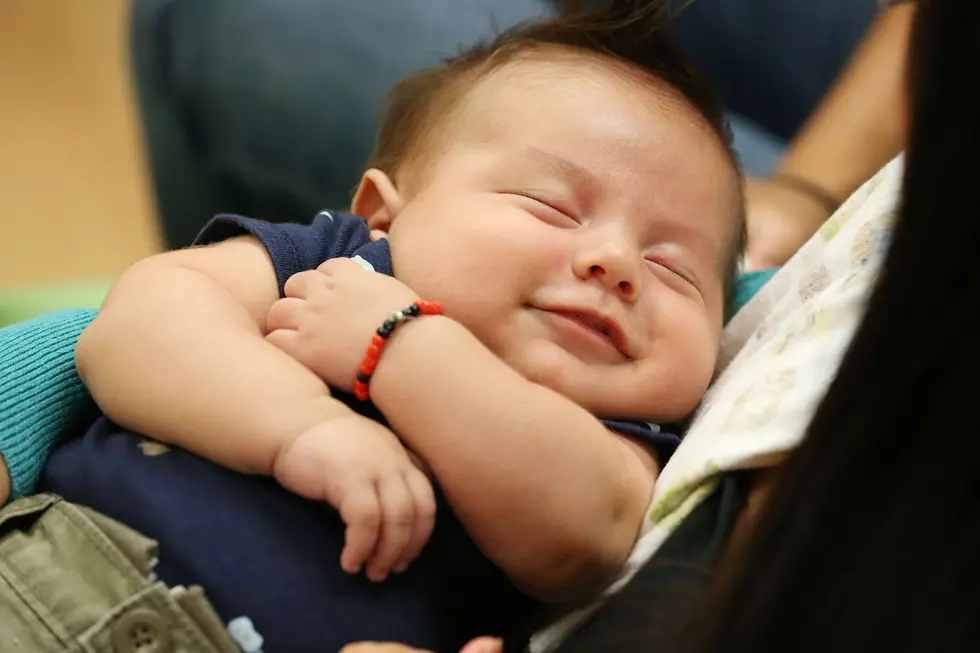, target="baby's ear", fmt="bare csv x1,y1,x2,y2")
351,169,403,235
